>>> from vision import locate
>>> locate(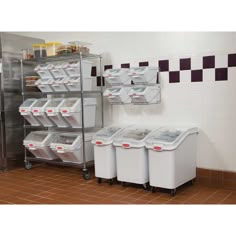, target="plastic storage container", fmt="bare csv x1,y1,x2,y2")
103,87,132,104
50,62,68,78
32,44,47,59
63,61,92,78
31,98,55,127
23,131,58,160
59,98,97,128
45,98,69,128
19,99,41,126
56,44,73,56
45,42,62,56
51,77,69,92
103,68,131,85
128,67,158,84
113,126,155,188
68,41,91,55
65,76,94,92
34,64,54,79
91,126,125,183
128,85,161,104
145,126,198,195
50,132,94,164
